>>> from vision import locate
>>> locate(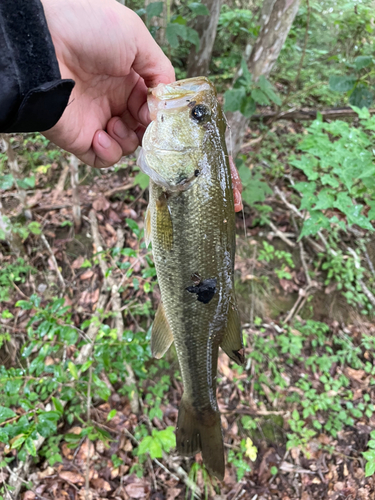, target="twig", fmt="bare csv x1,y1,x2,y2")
347,247,375,308
364,247,375,277
40,233,65,293
267,220,296,248
69,154,82,231
104,182,134,198
52,162,70,203
283,283,316,324
85,365,92,500
291,215,311,286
